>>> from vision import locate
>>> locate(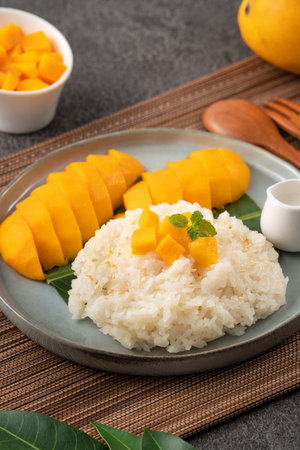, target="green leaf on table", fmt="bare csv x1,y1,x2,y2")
142,428,196,450
213,193,261,232
92,422,141,449
45,262,75,303
0,410,107,450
